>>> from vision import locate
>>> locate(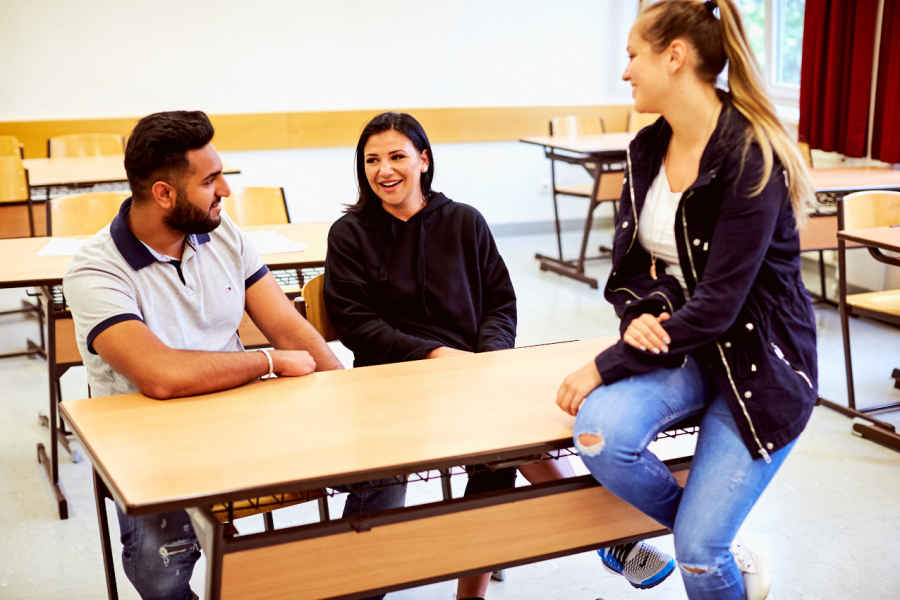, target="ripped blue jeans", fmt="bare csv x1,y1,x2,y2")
573,357,796,600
